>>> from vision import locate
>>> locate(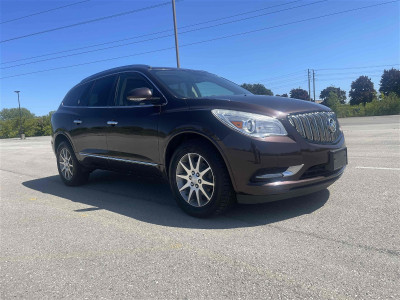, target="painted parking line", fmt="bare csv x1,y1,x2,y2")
356,166,400,171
